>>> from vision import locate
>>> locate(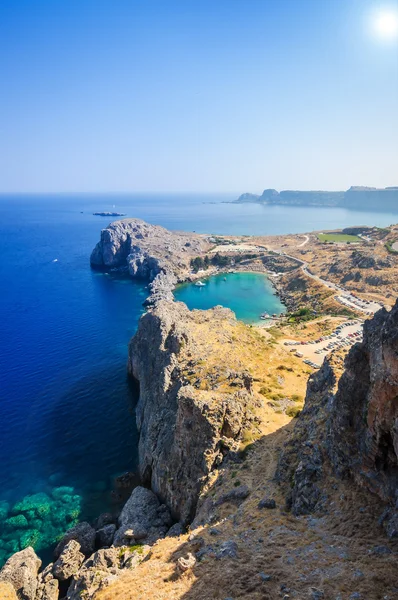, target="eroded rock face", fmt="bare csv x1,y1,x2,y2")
327,304,398,502
0,547,41,600
129,301,252,524
35,563,58,600
113,486,171,546
54,522,95,559
52,540,84,581
278,302,398,532
90,218,207,302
